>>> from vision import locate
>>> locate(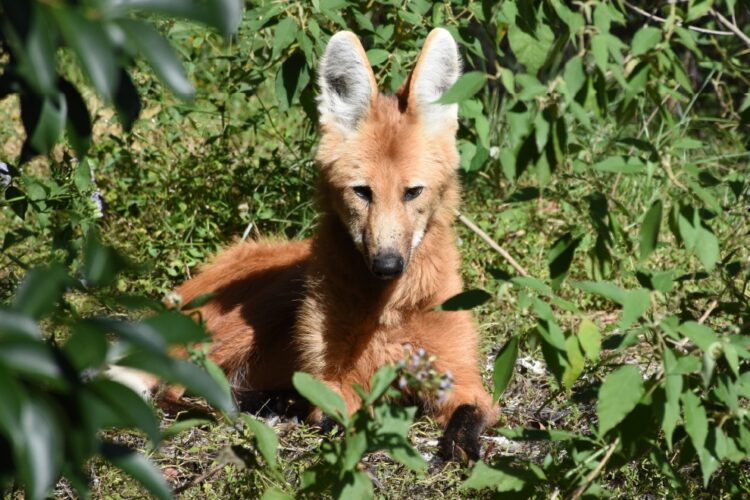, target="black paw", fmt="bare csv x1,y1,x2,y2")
318,415,342,435
438,404,485,462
